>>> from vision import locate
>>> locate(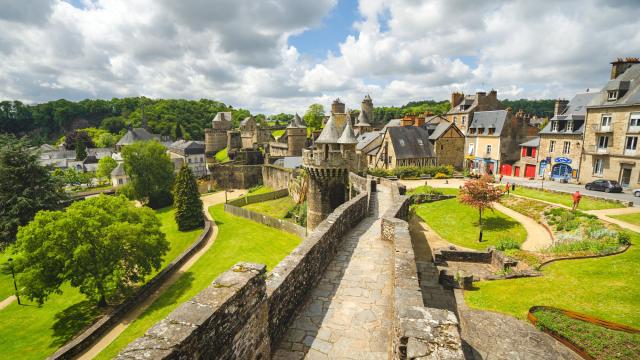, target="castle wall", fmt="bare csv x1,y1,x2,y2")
286,128,306,156
262,164,297,190
306,175,347,230
204,129,228,155
210,164,263,189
